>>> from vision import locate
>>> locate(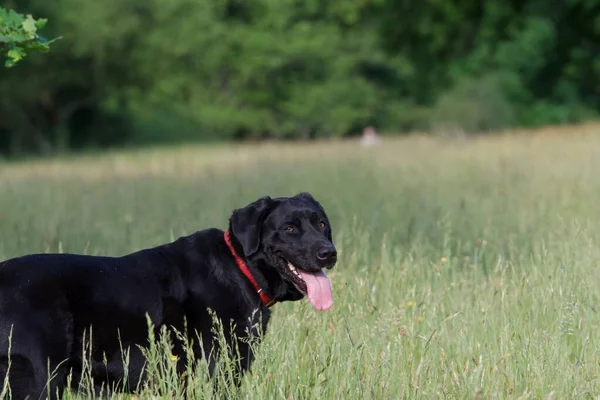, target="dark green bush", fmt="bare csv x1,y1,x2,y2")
429,74,516,134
